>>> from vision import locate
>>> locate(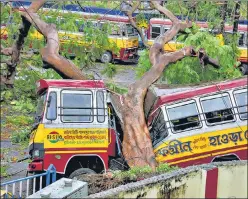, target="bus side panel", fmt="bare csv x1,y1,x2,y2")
43,152,109,174
107,128,117,157
172,148,247,168
42,127,109,173
154,126,248,167
238,47,248,63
